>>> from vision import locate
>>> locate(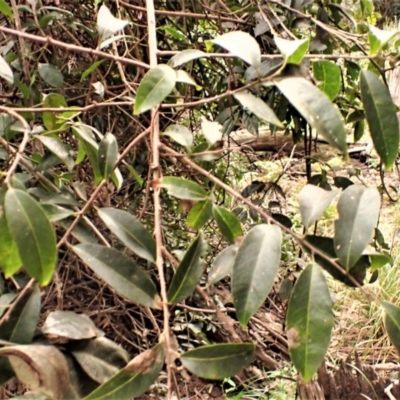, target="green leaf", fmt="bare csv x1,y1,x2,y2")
42,94,68,131
81,60,105,81
168,49,208,68
368,25,398,56
134,64,176,115
83,344,164,400
207,245,238,286
98,132,118,179
299,184,339,229
0,0,13,18
38,63,64,88
0,54,13,84
334,185,380,270
5,188,57,285
161,176,208,201
274,76,347,154
382,301,400,356
234,91,283,127
187,200,213,230
176,70,201,88
312,60,341,101
286,264,333,382
35,135,74,171
212,205,243,245
360,70,399,169
180,343,255,380
212,31,261,67
167,231,207,304
72,244,161,309
98,208,156,263
275,37,309,65
41,310,103,341
163,124,193,148
82,140,103,186
232,224,282,326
